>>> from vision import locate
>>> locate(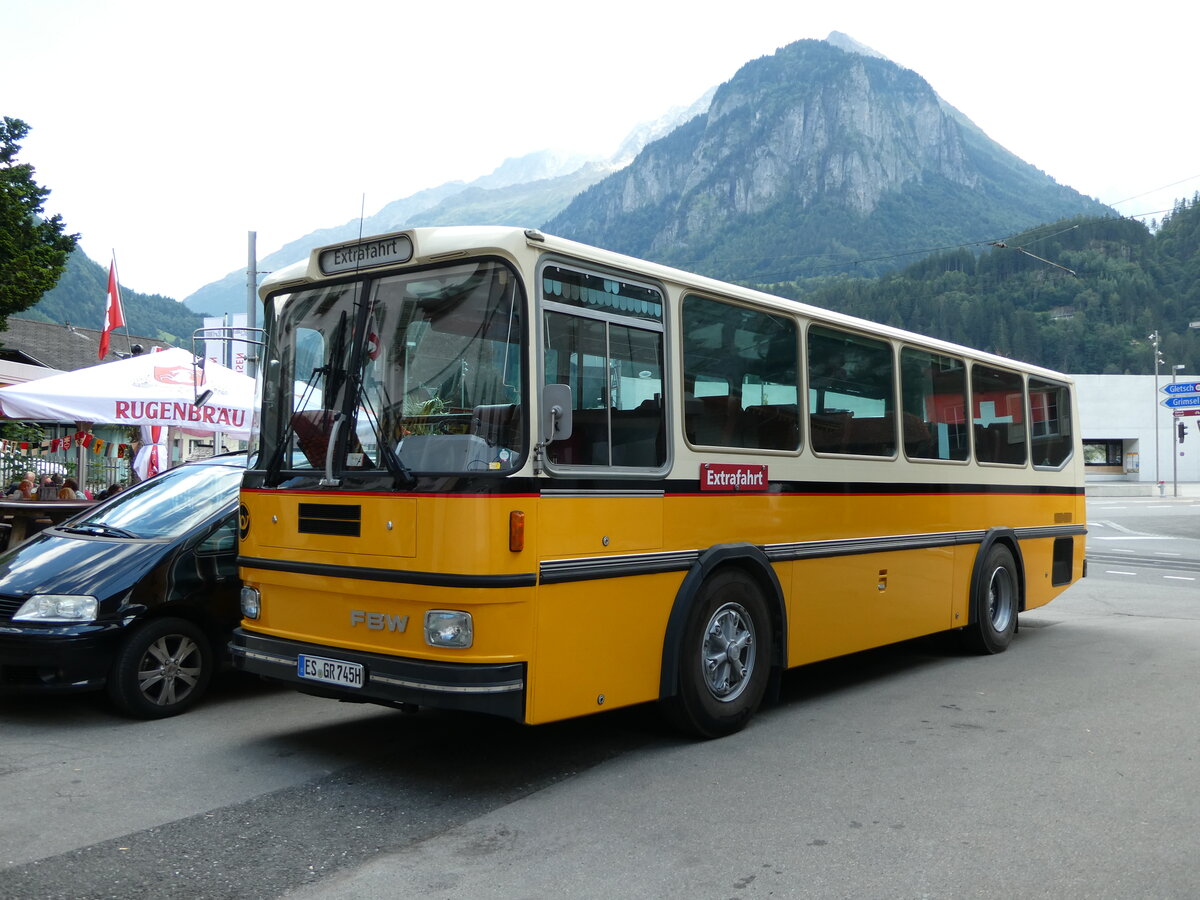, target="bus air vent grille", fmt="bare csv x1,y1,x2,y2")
297,503,361,537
